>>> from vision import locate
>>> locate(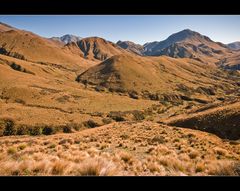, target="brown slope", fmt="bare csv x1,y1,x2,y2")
75,37,128,61
76,53,239,101
116,40,144,55
0,22,16,32
0,29,97,70
0,53,156,126
166,100,240,140
218,51,240,70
